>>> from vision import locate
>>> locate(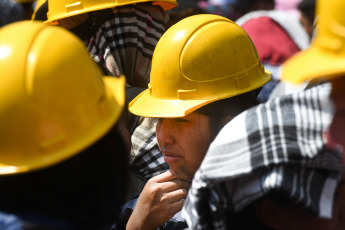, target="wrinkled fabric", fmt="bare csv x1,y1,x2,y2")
182,83,344,229
236,10,309,67
86,3,169,88
236,10,310,102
